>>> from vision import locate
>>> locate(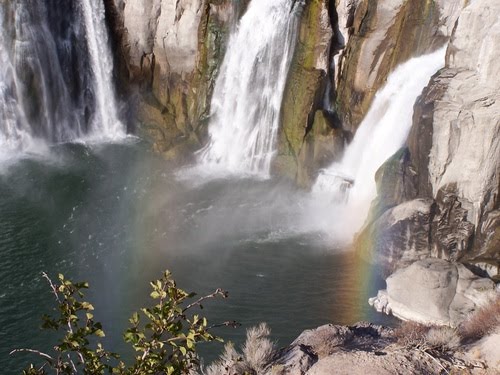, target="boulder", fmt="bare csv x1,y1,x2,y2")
369,259,498,326
267,345,317,375
305,350,440,375
291,324,353,358
266,322,440,374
